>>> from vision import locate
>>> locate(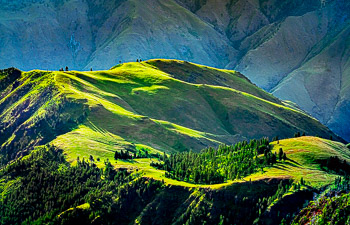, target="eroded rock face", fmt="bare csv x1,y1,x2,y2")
272,24,350,140
0,0,349,140
0,0,236,71
85,0,237,70
175,0,350,142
